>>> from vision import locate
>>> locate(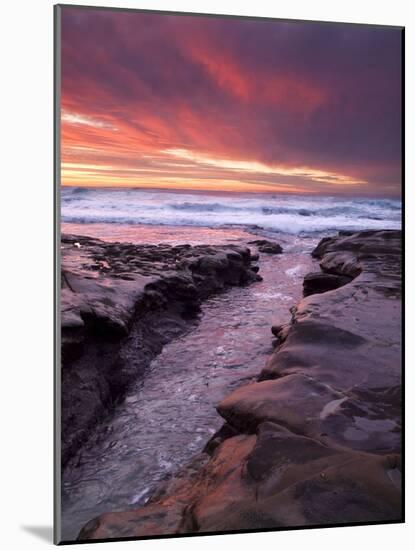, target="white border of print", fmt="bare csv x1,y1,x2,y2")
1,0,411,549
